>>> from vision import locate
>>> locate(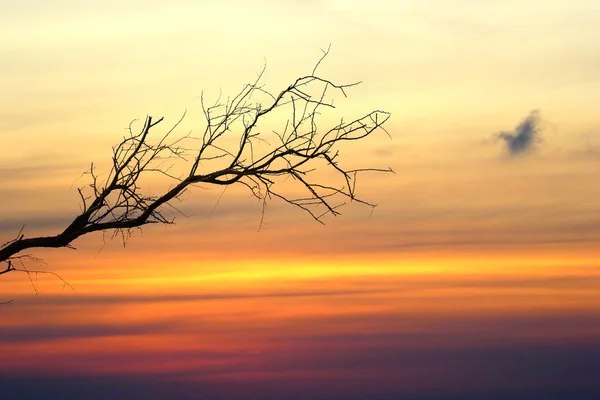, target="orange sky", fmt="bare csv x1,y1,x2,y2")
1,1,600,399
